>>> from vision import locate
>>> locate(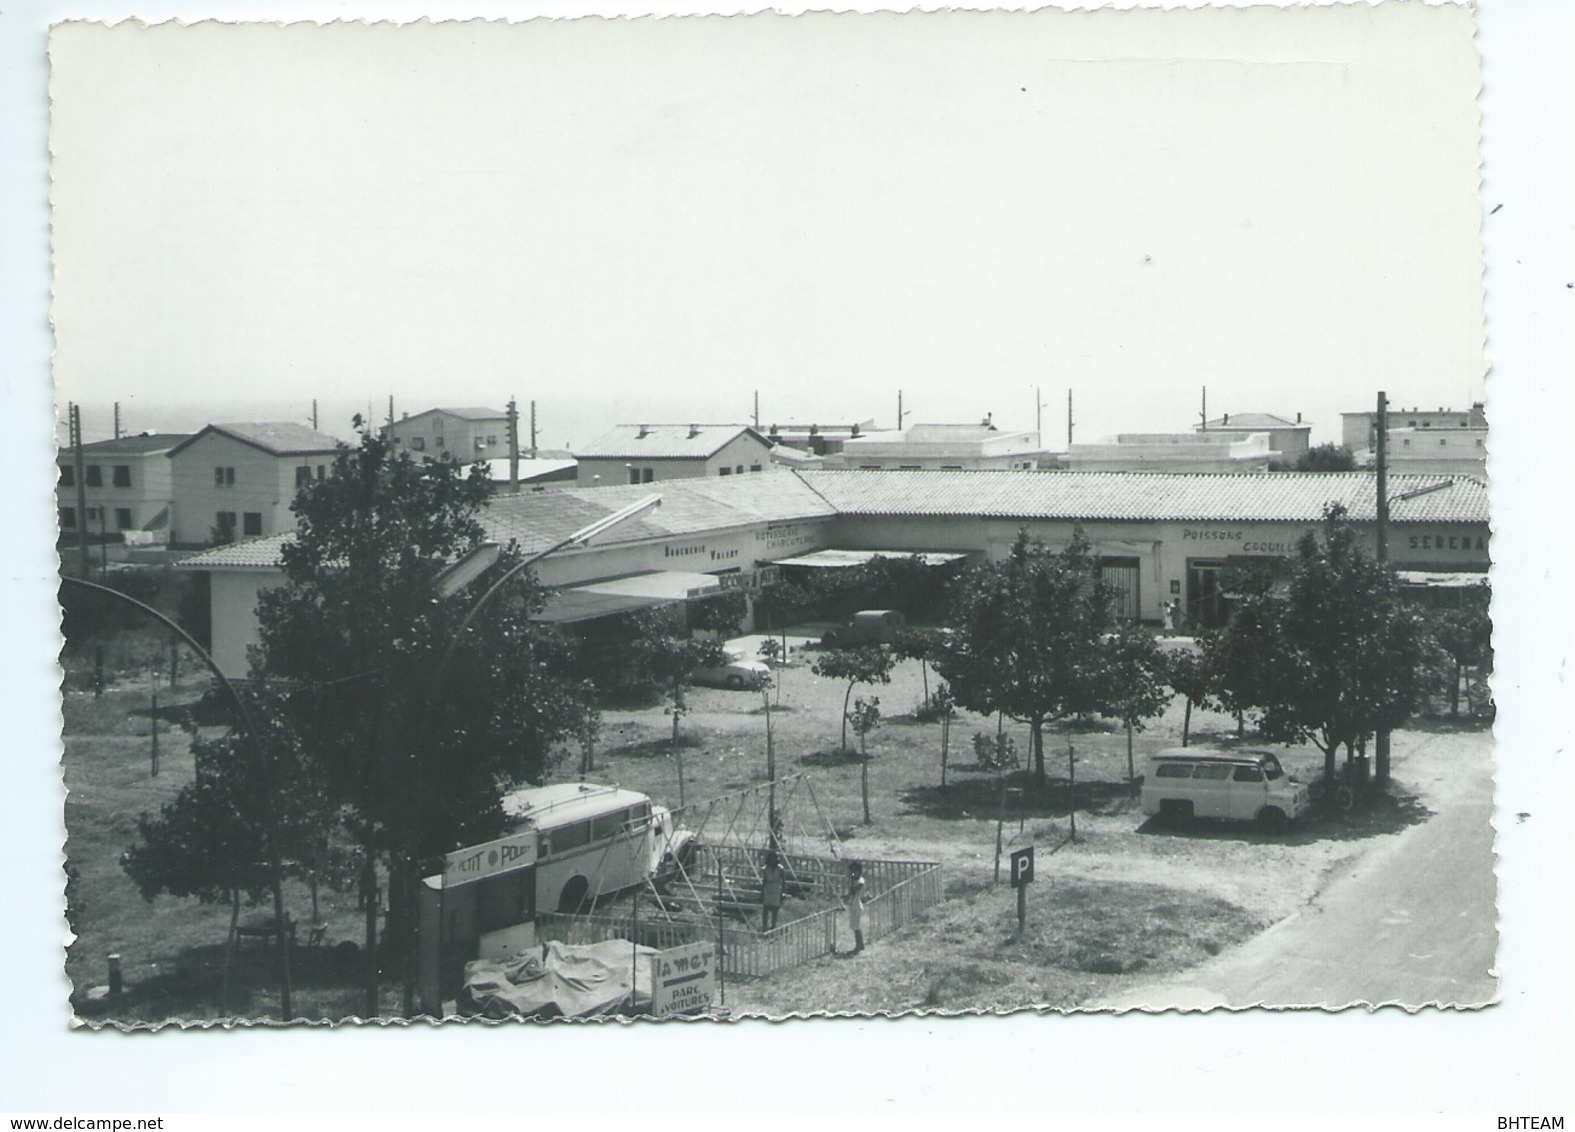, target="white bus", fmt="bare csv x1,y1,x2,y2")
500,783,694,914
